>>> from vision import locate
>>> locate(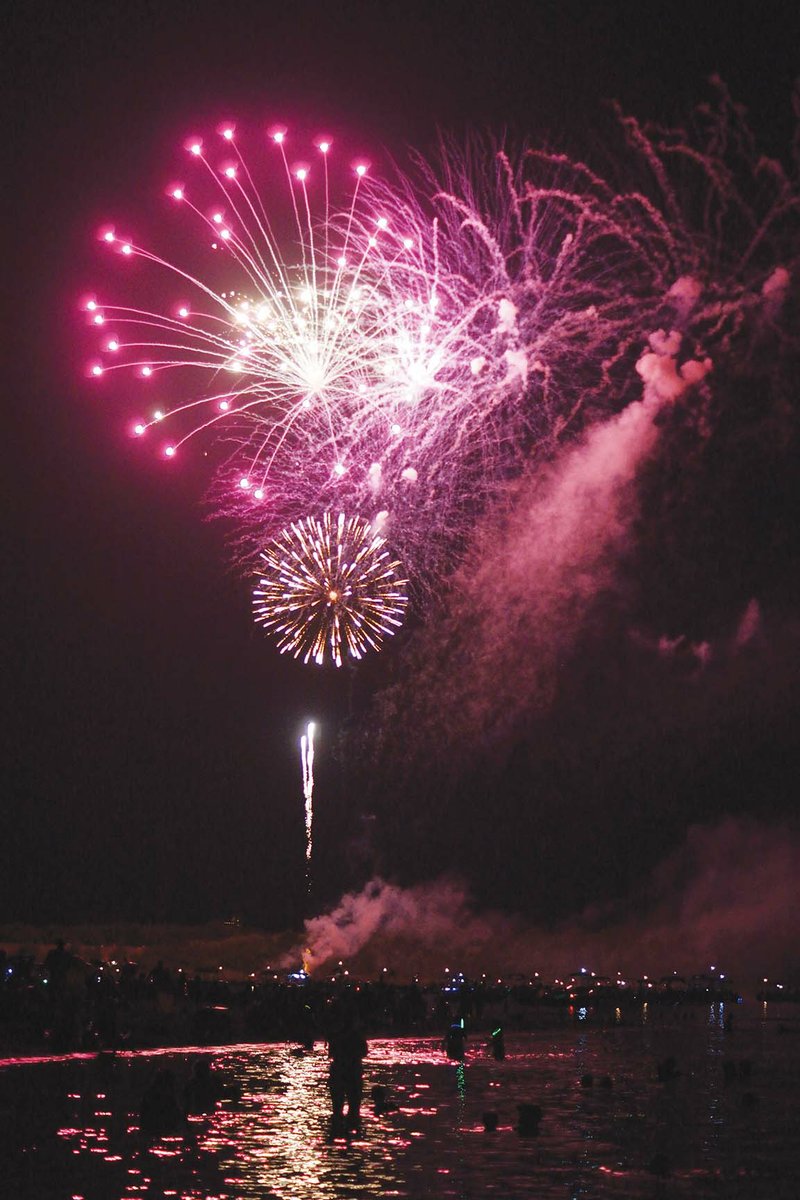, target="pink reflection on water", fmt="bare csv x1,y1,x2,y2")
3,1029,800,1197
